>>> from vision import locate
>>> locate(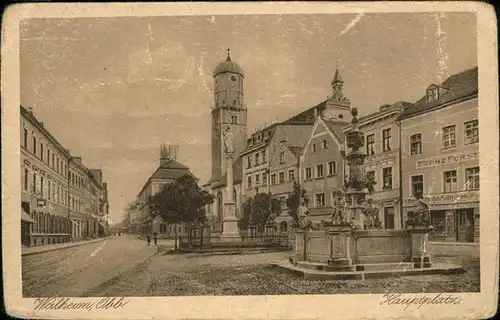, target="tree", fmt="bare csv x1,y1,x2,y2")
148,174,214,249
238,193,281,231
285,181,308,225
